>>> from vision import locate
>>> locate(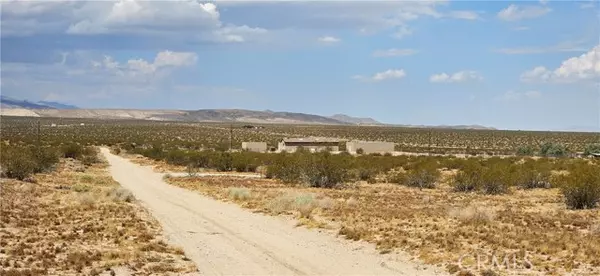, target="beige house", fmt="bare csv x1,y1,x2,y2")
241,142,268,153
346,140,395,155
278,137,341,153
